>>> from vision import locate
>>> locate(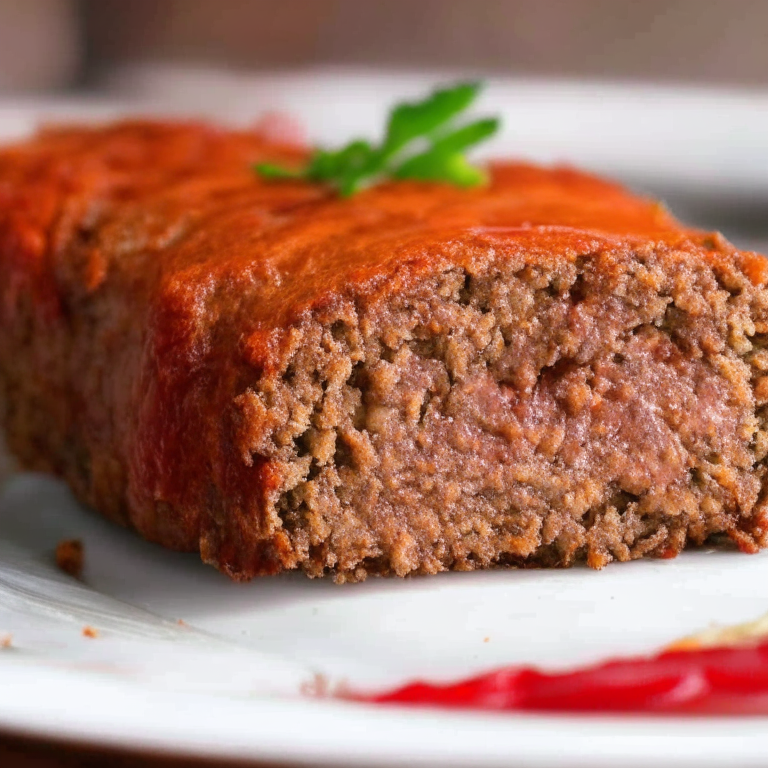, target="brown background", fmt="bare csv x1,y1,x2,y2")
4,0,768,93
81,0,768,86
